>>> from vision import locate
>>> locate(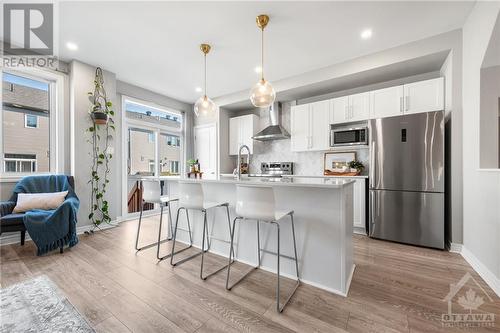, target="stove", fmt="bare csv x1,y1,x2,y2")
260,162,294,177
